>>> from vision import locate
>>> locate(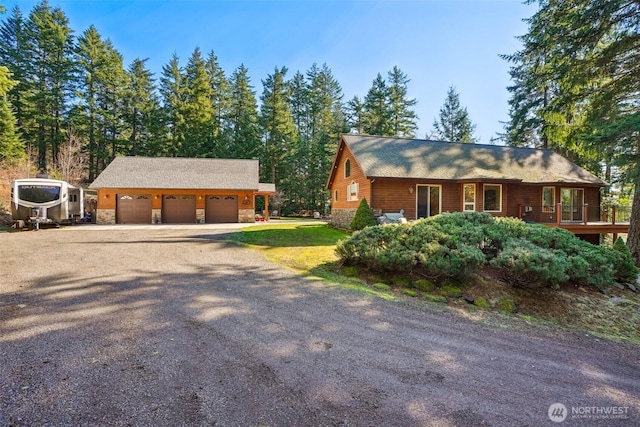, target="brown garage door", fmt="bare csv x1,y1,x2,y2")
205,195,238,223
162,195,196,223
116,194,152,224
